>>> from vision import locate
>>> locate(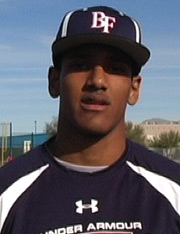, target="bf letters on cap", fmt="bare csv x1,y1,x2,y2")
91,11,116,33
